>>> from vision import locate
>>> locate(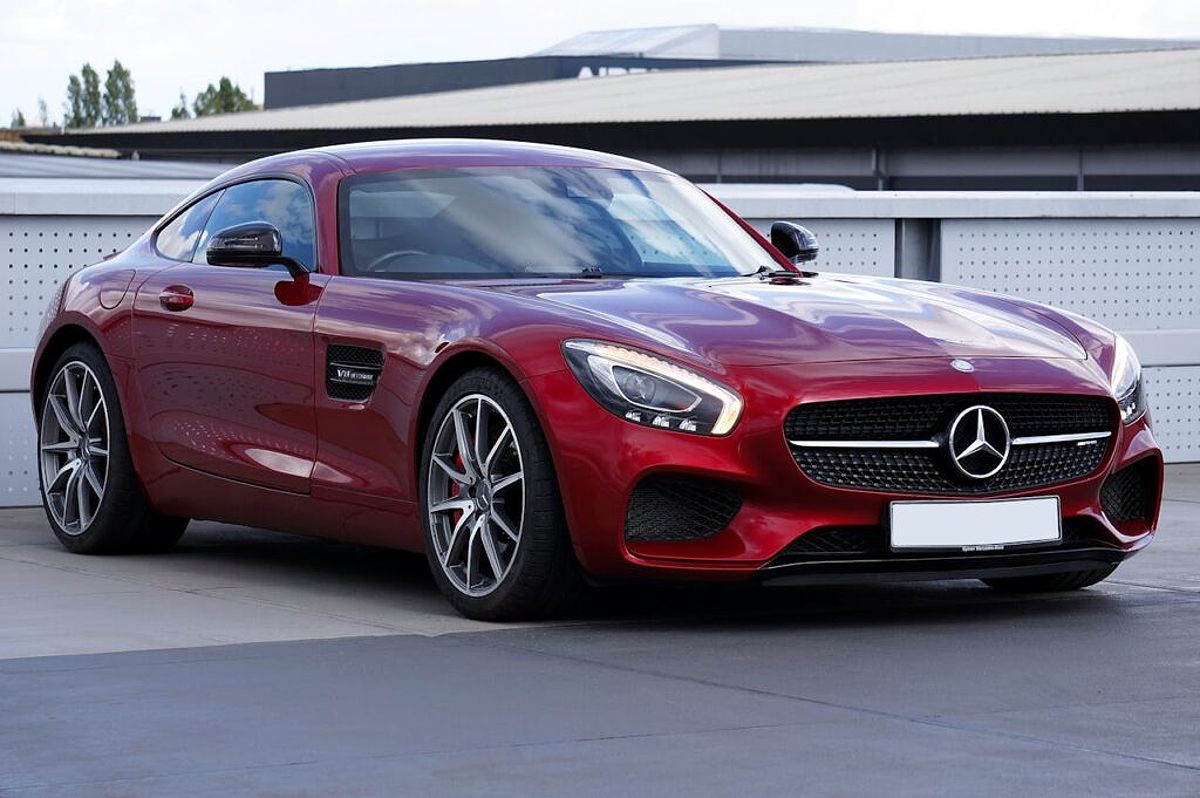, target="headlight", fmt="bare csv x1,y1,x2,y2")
562,339,743,435
1109,335,1146,424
